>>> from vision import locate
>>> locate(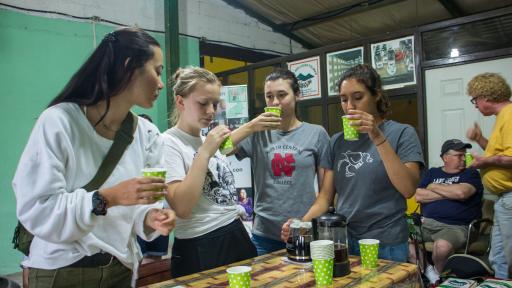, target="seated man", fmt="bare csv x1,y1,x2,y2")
414,139,484,283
